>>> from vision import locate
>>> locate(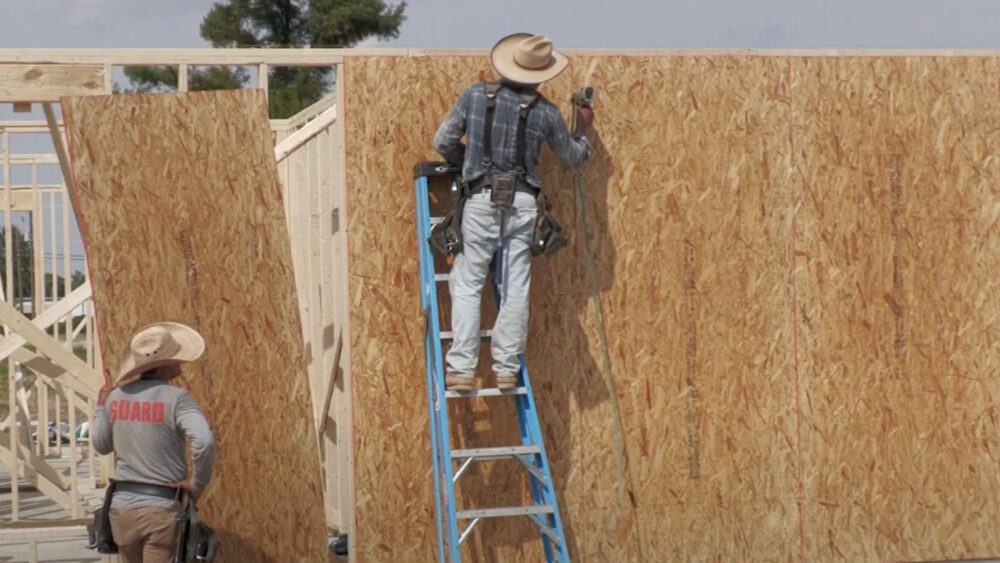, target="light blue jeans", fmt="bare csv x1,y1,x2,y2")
445,189,537,377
